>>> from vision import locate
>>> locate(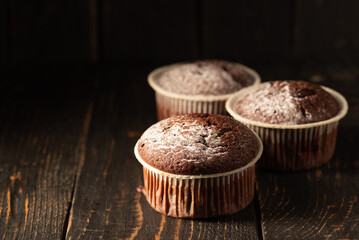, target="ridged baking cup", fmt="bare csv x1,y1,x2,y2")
225,83,348,171
134,134,263,218
148,63,261,120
